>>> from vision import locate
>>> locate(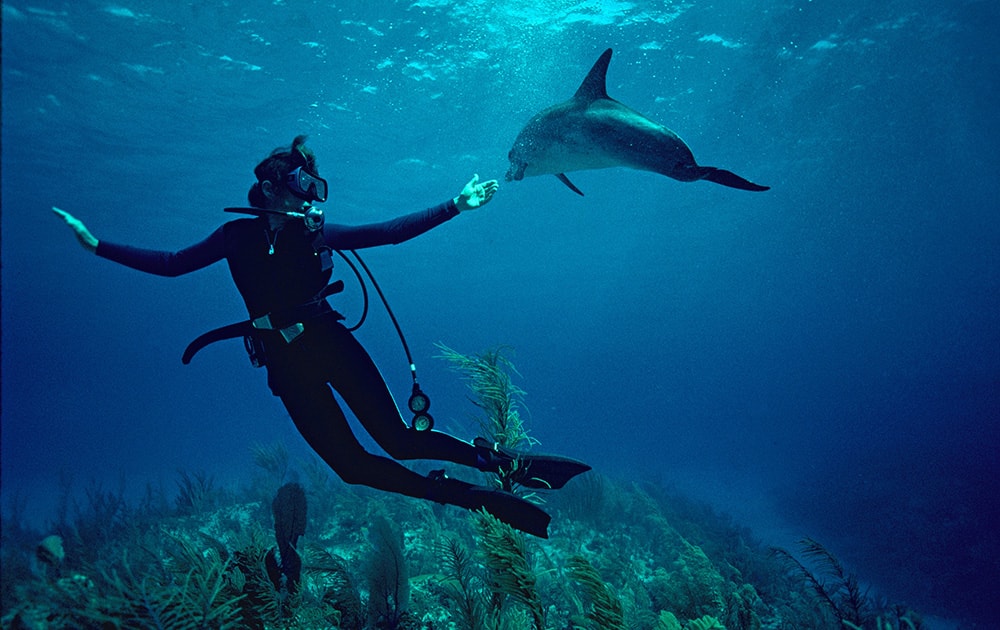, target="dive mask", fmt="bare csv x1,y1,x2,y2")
286,166,328,203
